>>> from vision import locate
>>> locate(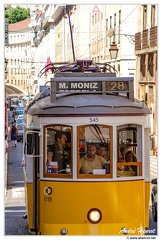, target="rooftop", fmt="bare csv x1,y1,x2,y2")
9,18,30,32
